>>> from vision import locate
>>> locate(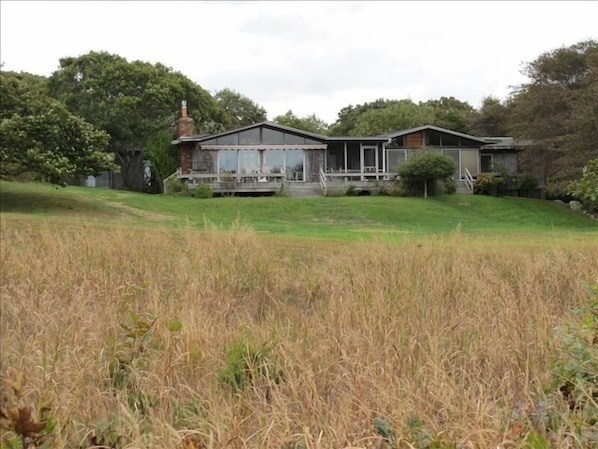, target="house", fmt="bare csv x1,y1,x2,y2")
170,103,520,196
